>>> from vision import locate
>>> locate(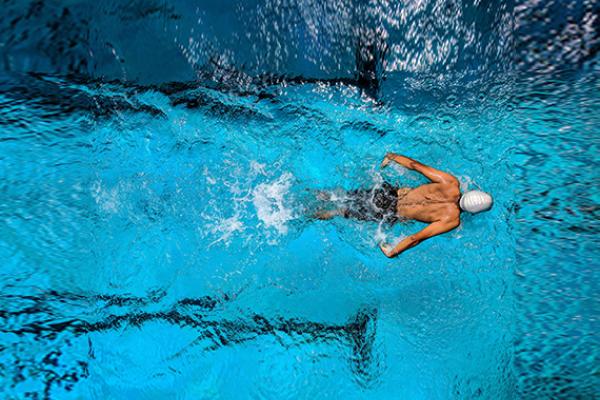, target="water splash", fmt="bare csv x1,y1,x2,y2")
252,172,296,237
